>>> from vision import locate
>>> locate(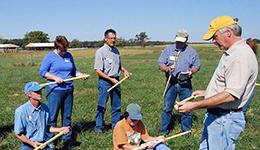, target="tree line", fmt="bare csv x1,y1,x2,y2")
0,31,172,49
2,31,259,49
